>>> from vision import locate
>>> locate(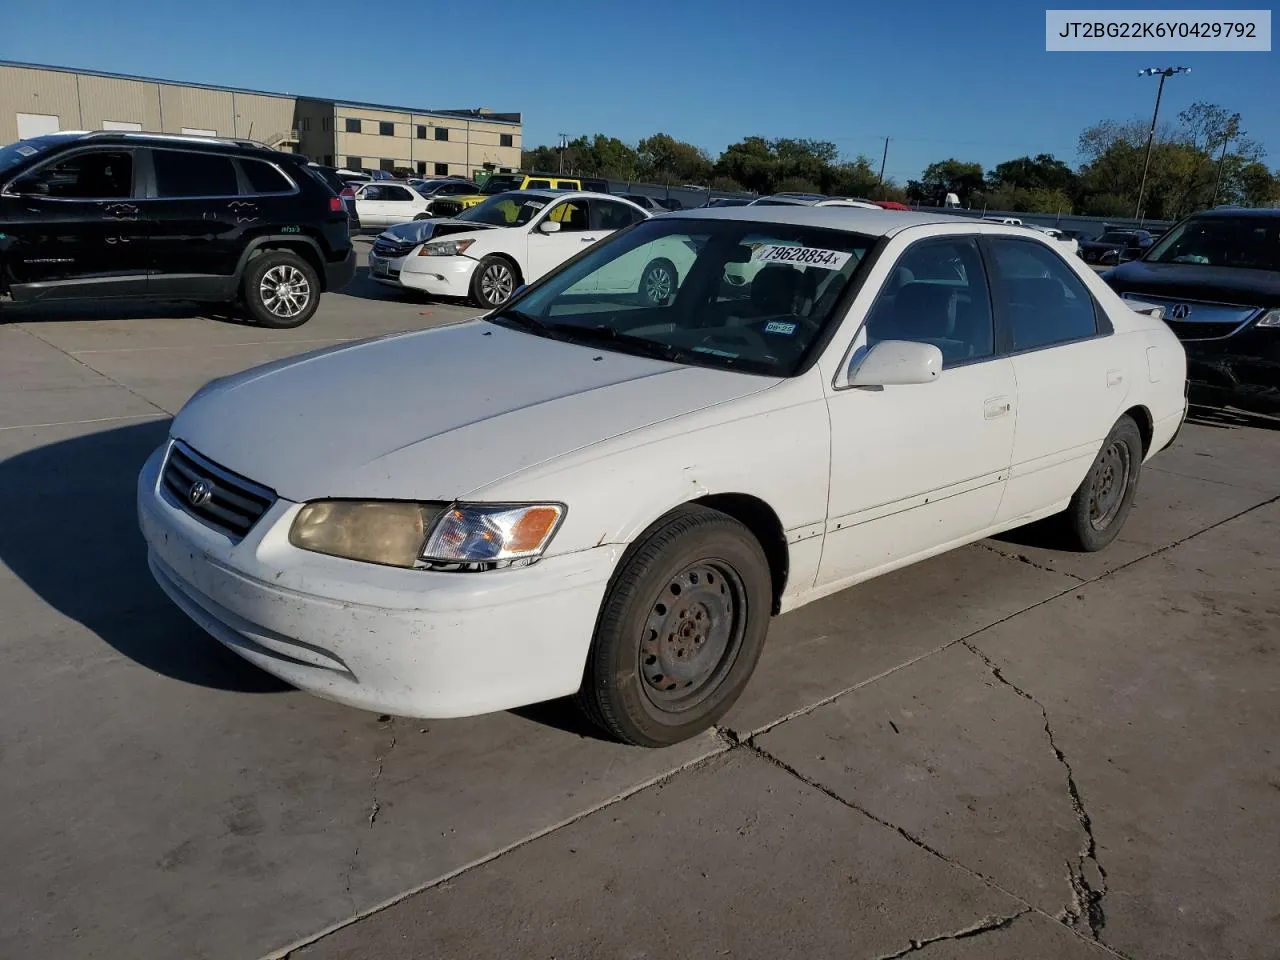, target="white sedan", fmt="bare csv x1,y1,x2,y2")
397,190,650,307
137,208,1188,747
352,181,436,228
